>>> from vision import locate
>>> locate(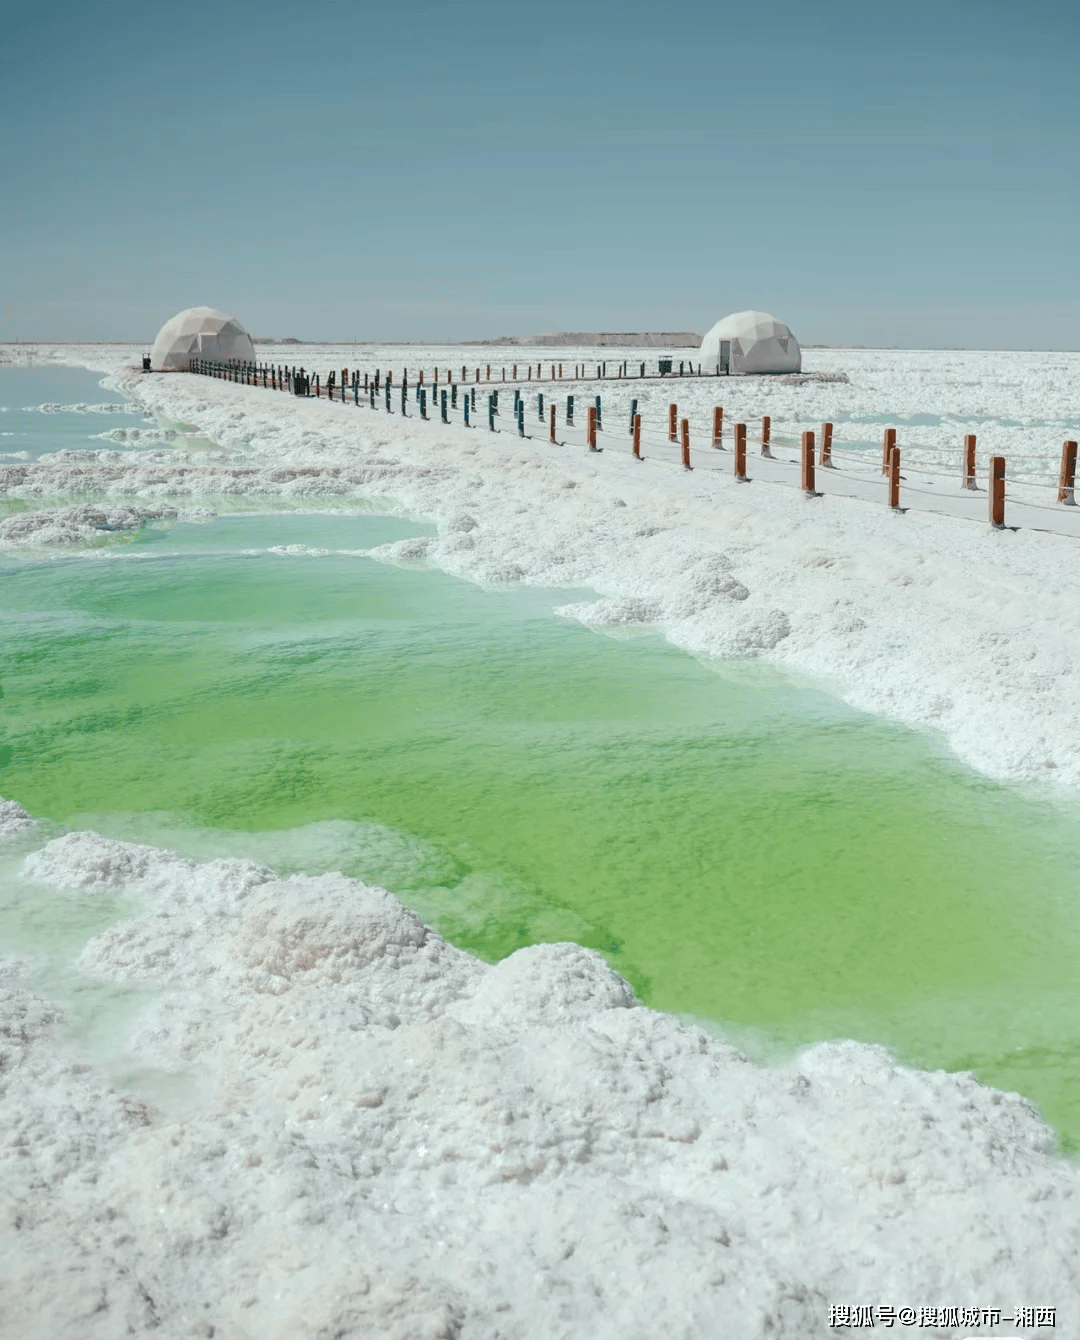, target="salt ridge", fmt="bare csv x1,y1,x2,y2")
3,815,1079,1338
